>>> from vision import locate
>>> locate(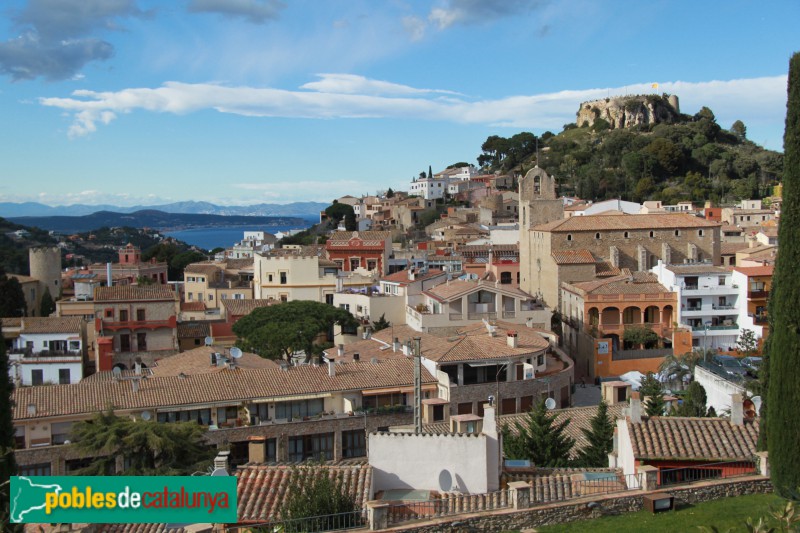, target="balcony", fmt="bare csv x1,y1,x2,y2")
9,349,81,358
97,316,177,332
748,290,769,299
691,324,739,332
